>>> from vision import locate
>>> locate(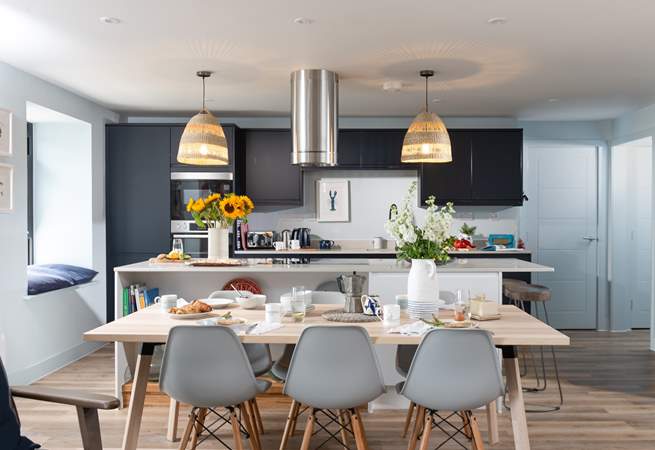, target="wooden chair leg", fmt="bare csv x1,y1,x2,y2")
252,397,265,434
241,403,261,450
460,411,472,438
338,409,349,446
401,401,416,438
300,409,315,450
418,410,432,450
407,406,425,450
167,399,180,442
247,401,262,450
350,408,369,450
190,408,207,450
357,408,371,450
245,400,258,437
178,408,197,450
279,400,297,450
469,412,485,450
289,401,301,436
76,406,102,450
231,408,245,450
